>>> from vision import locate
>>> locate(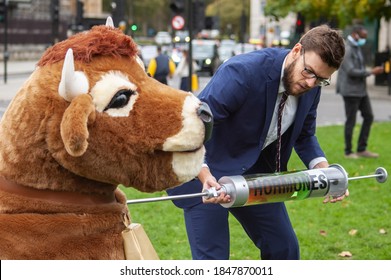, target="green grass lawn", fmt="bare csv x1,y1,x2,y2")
121,121,391,260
